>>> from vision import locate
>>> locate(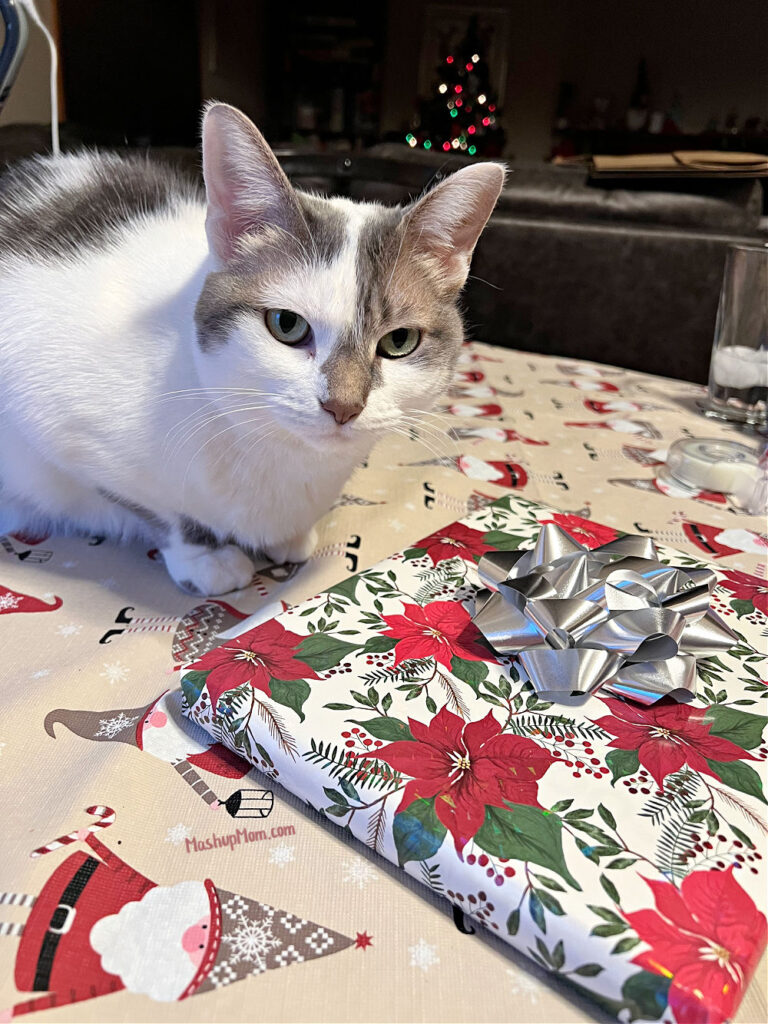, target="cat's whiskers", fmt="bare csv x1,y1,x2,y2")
168,404,273,461
396,413,456,458
388,426,446,464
